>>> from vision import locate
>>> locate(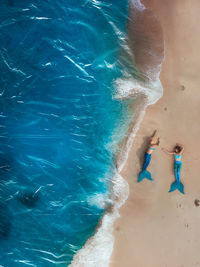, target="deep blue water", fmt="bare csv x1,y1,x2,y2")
0,0,131,266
